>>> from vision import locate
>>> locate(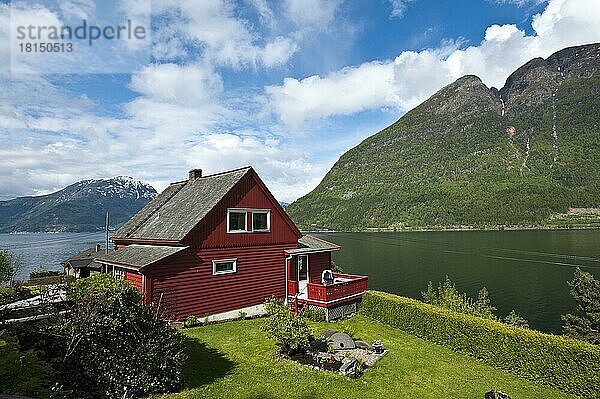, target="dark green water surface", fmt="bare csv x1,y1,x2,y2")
321,230,600,334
